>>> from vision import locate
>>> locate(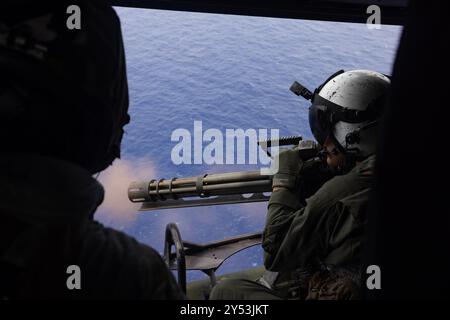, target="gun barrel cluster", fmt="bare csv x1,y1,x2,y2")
128,171,273,203
127,135,304,210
